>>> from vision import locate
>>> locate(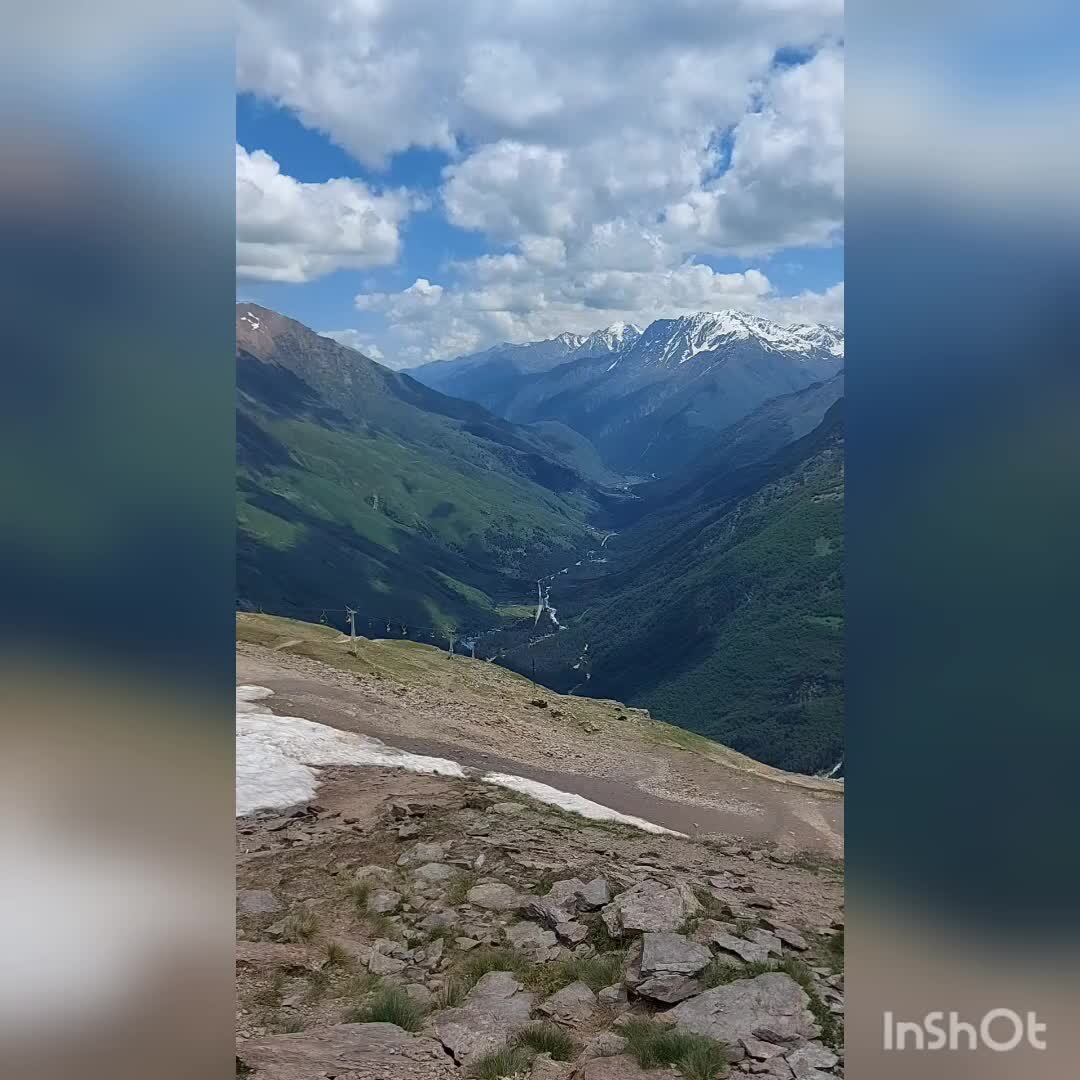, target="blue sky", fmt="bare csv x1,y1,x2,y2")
236,3,843,368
